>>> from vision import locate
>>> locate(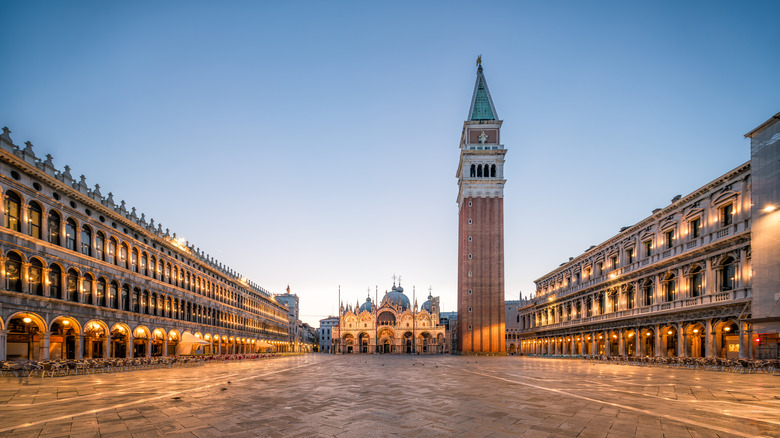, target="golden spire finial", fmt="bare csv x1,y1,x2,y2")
476,54,482,67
